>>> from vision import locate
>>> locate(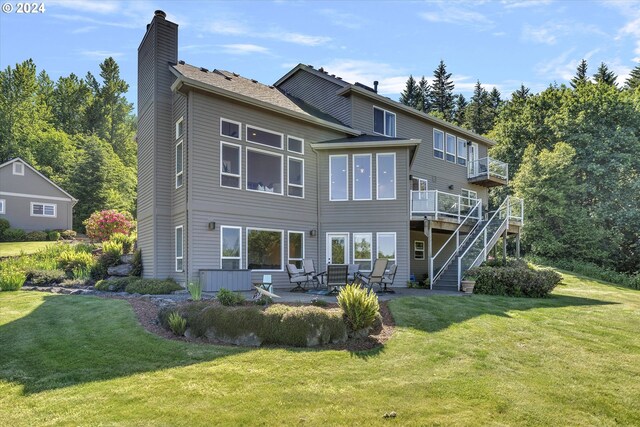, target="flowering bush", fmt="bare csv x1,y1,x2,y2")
84,210,135,242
